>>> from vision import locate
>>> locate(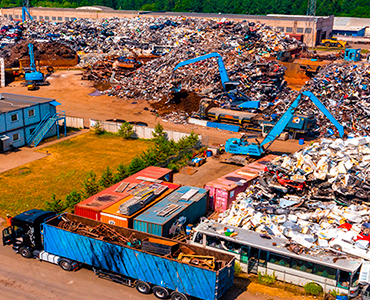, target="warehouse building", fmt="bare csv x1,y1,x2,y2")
0,7,334,47
0,93,63,152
